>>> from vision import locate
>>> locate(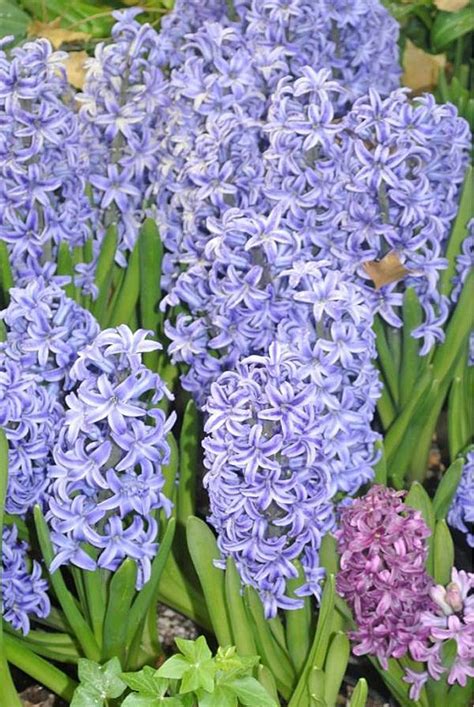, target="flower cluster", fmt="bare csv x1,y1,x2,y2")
264,81,471,353
234,0,401,105
0,280,98,514
1,278,99,390
203,264,380,616
0,37,95,295
448,450,474,547
79,9,170,265
336,486,434,668
203,342,335,617
159,35,470,403
1,524,50,634
404,569,474,699
47,325,176,588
